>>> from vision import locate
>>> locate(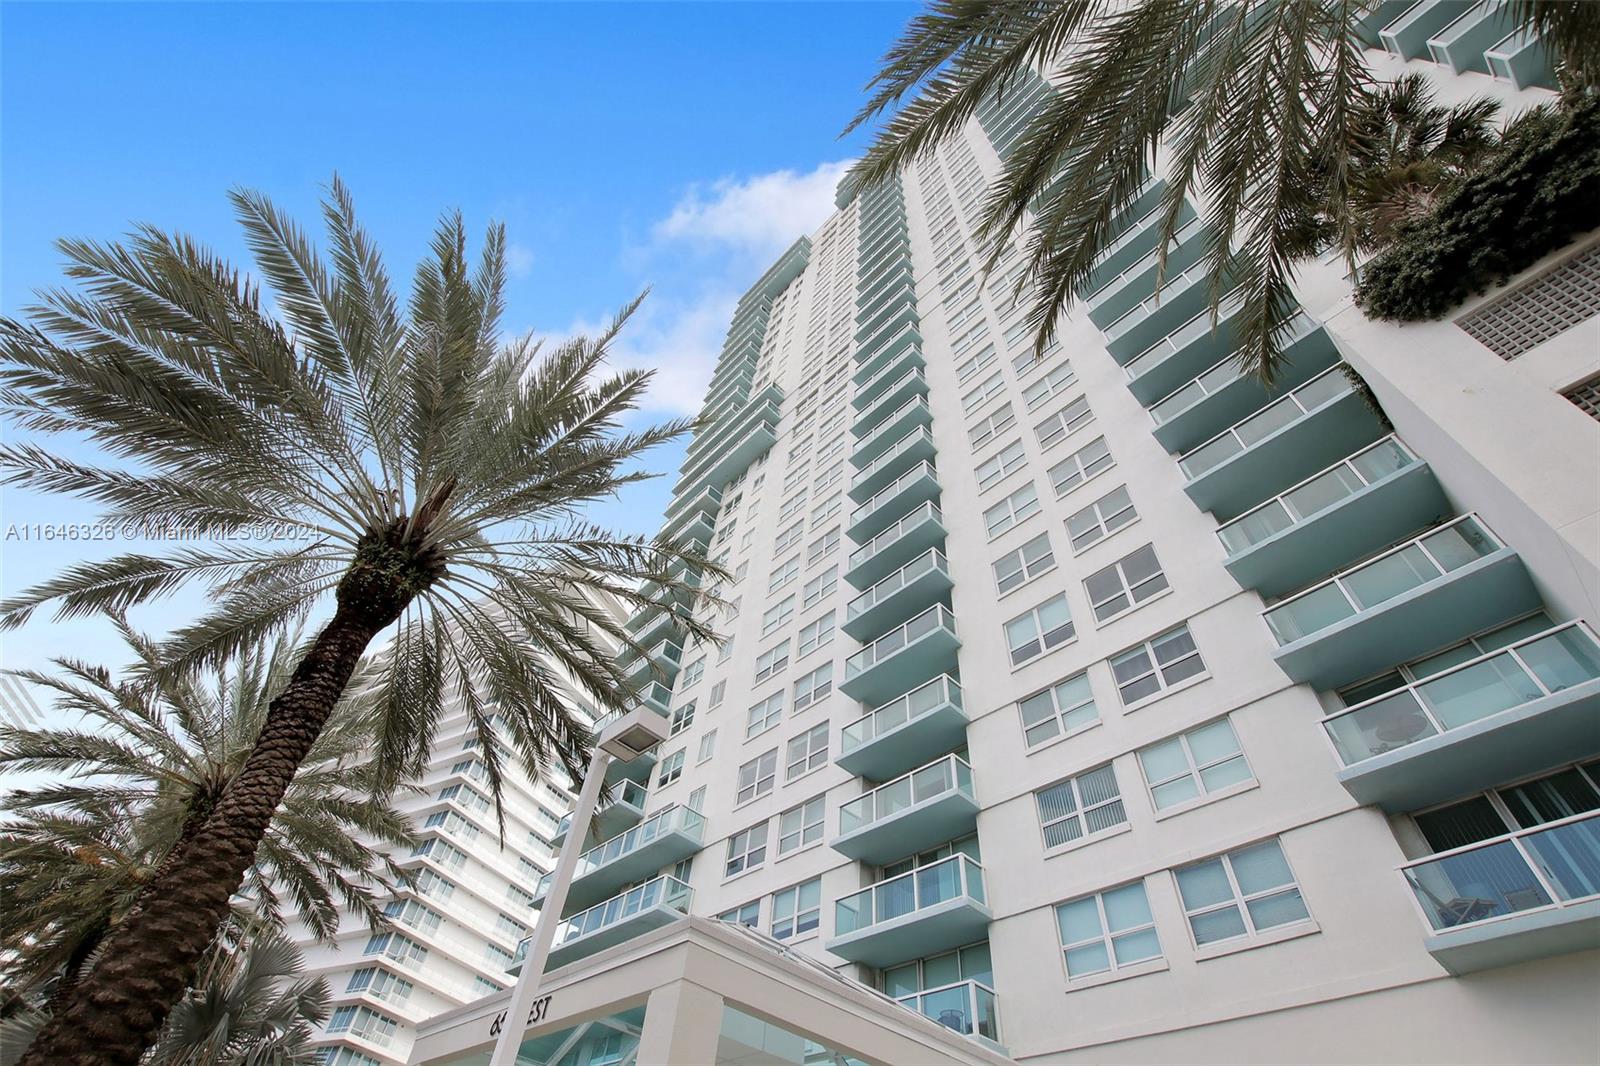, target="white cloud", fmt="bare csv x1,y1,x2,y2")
506,242,535,279
654,159,854,257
